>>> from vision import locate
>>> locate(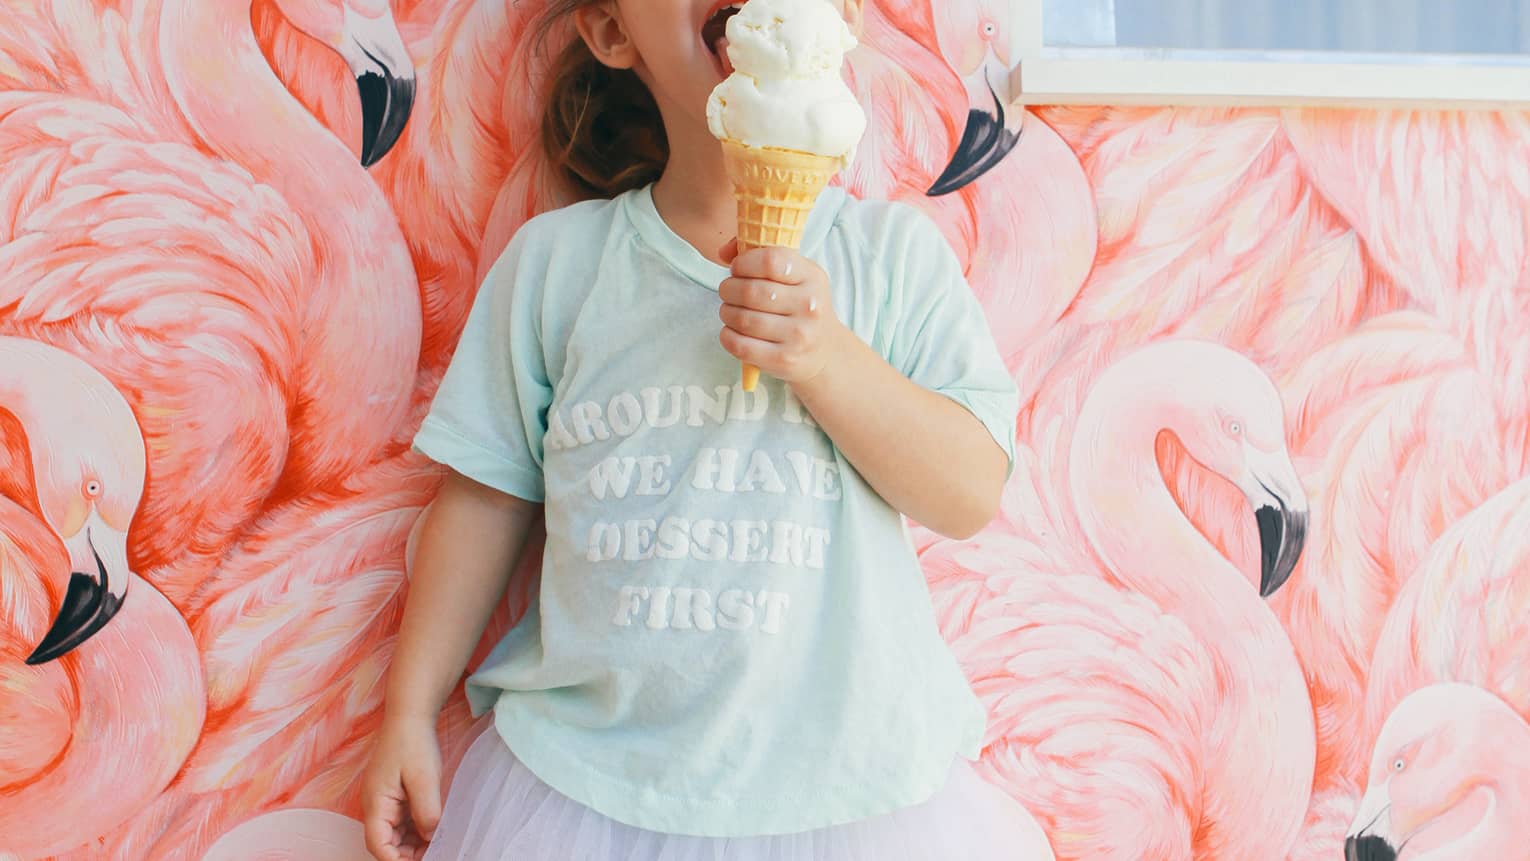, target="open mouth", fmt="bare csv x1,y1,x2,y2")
703,2,743,76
